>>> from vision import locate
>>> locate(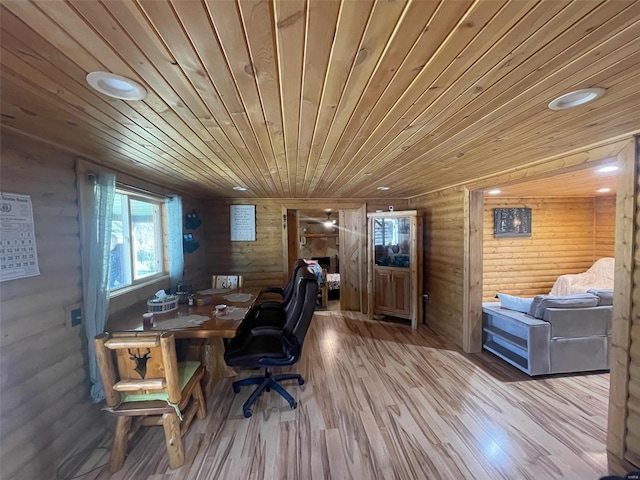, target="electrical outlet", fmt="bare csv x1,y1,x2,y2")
65,303,82,328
